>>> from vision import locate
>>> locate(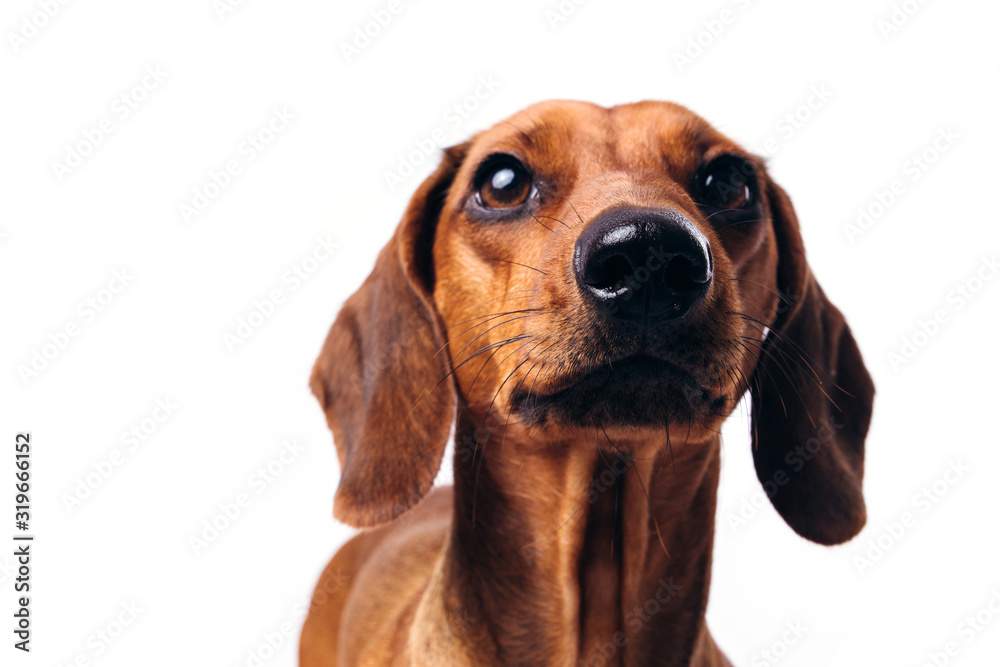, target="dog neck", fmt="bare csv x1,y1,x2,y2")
413,409,727,667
